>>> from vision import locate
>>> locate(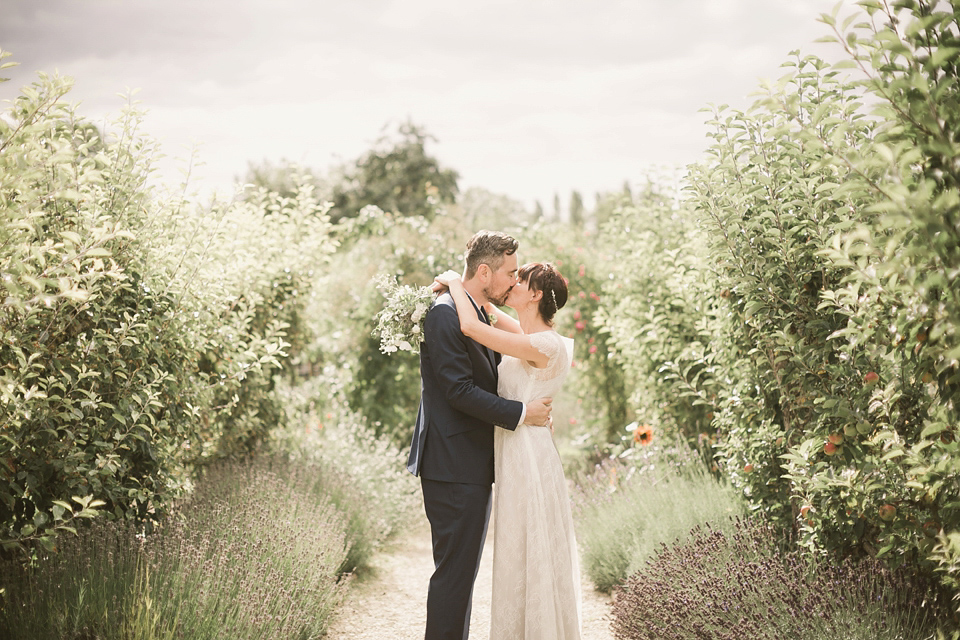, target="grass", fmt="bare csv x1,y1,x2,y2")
572,441,746,593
